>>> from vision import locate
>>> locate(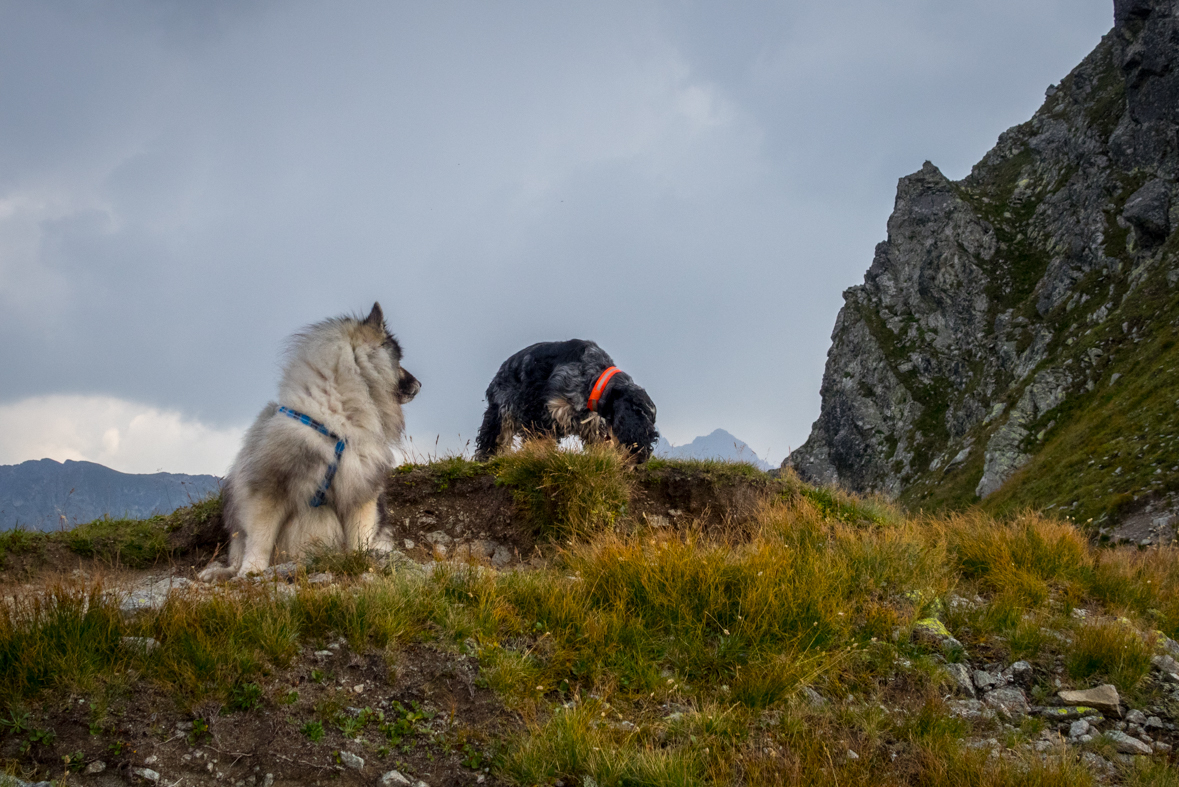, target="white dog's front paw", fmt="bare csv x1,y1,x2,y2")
368,532,396,554
197,563,236,583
